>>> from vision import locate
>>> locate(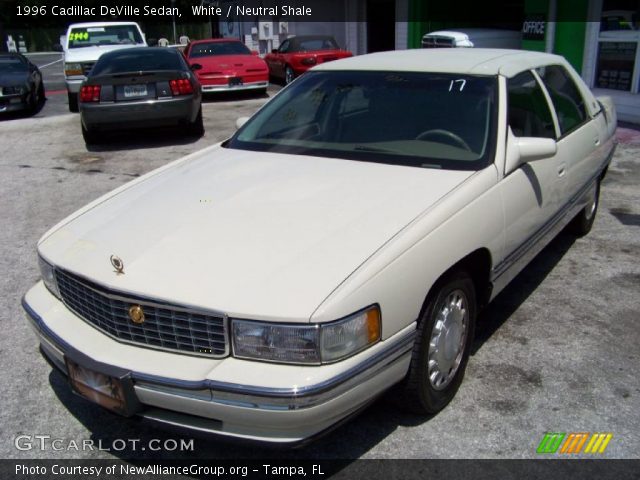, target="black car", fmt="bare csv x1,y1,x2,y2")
79,47,203,144
0,53,44,114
